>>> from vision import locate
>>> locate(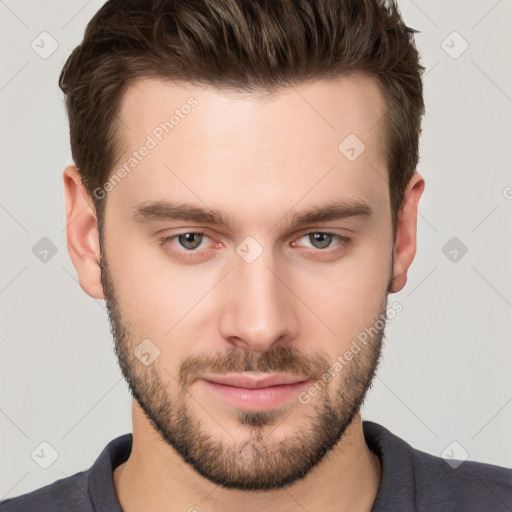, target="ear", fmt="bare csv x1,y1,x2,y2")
63,165,105,299
389,173,425,293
